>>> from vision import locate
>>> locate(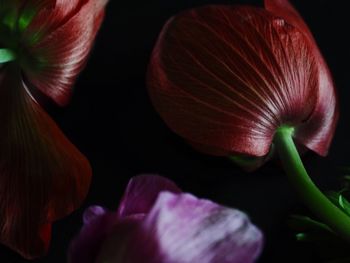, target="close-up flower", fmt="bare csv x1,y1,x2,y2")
68,175,263,263
147,0,350,247
1,0,349,262
148,0,337,160
0,0,108,259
